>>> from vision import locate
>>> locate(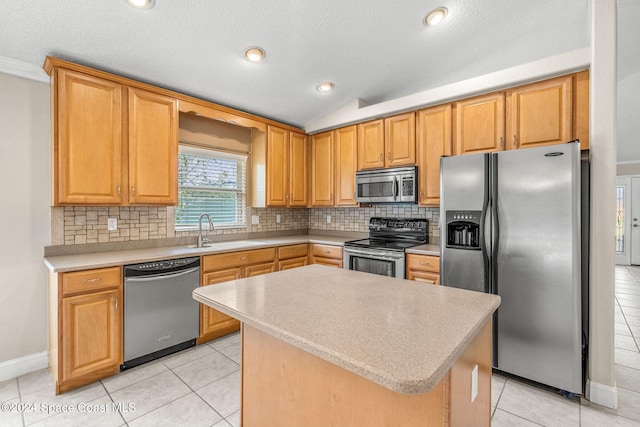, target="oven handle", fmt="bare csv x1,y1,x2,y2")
344,247,403,261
